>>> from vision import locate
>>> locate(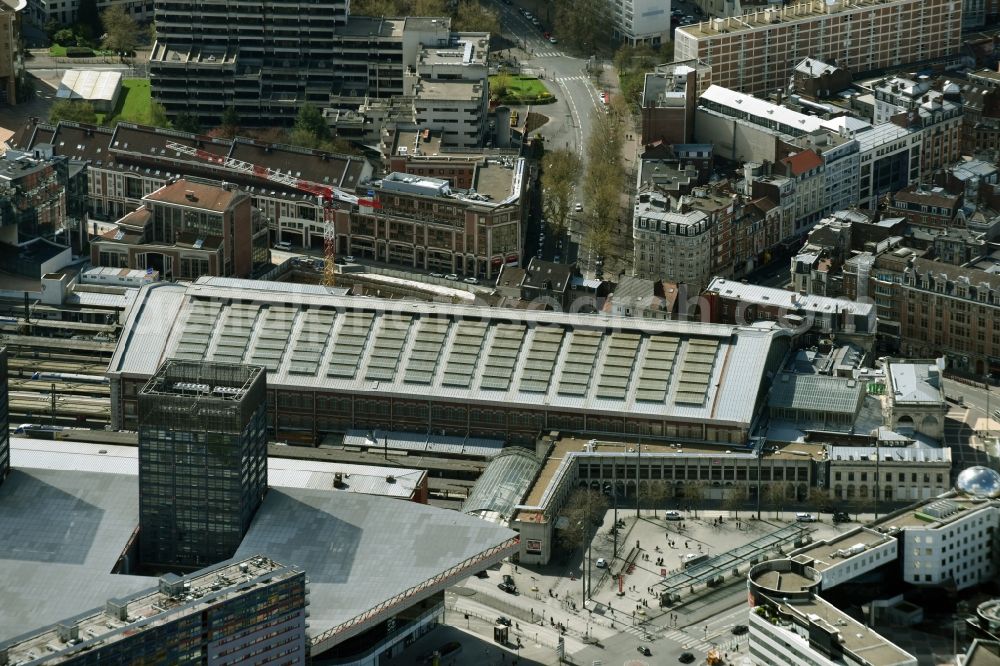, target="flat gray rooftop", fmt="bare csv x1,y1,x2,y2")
0,468,151,641
0,455,516,650
237,487,517,650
